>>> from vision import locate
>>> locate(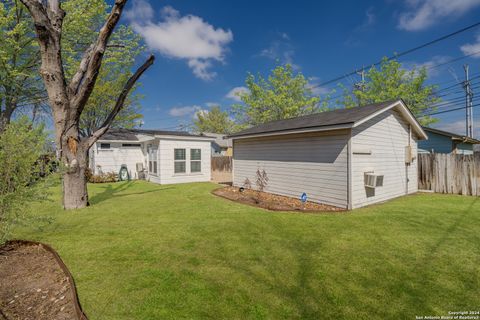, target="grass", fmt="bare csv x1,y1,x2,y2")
13,180,480,319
